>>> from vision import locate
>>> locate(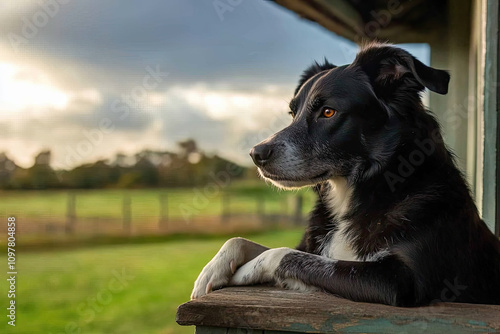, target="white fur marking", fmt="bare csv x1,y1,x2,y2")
326,177,352,218
230,247,295,285
321,220,359,261
191,238,257,299
320,177,358,261
278,278,320,292
321,178,390,263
